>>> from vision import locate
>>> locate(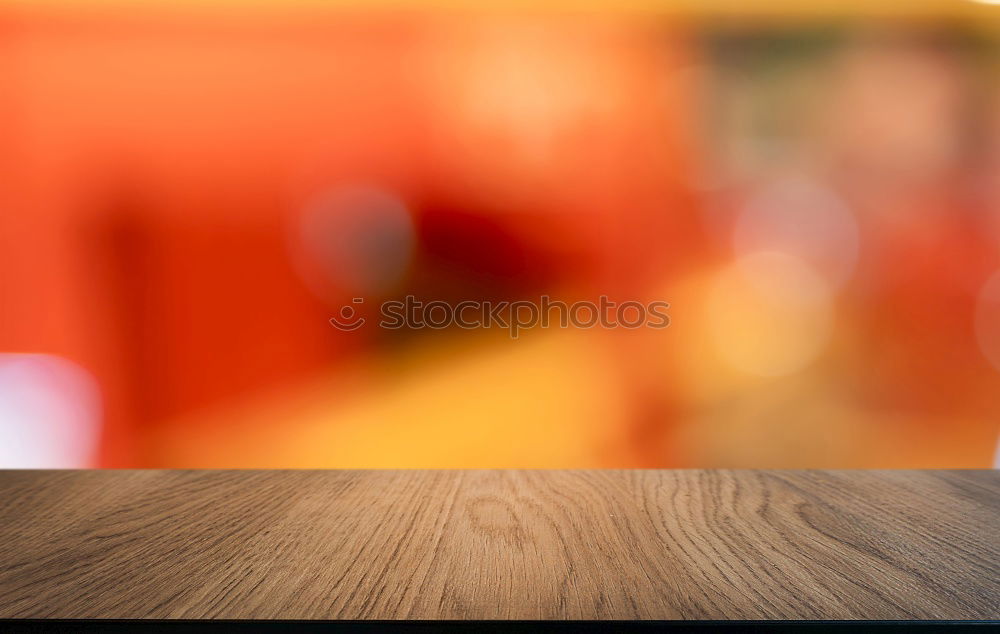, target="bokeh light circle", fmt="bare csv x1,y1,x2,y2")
733,176,860,289
706,251,834,377
975,270,1000,372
